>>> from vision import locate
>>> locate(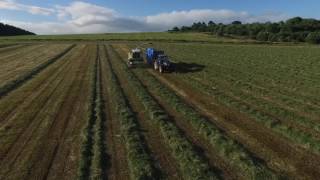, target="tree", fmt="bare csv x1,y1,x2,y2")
171,26,180,32
180,26,191,32
208,21,216,26
306,32,320,44
169,17,320,43
232,21,242,25
217,25,225,36
268,33,279,42
256,31,269,41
